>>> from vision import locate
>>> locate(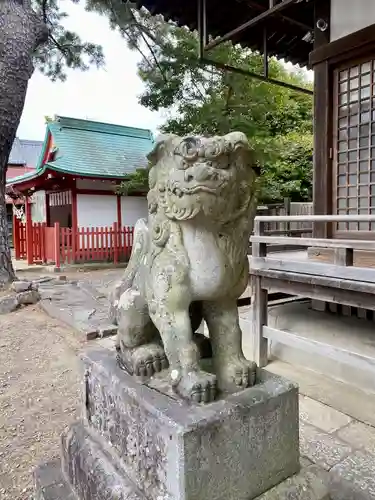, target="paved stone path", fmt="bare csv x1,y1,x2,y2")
38,276,117,340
